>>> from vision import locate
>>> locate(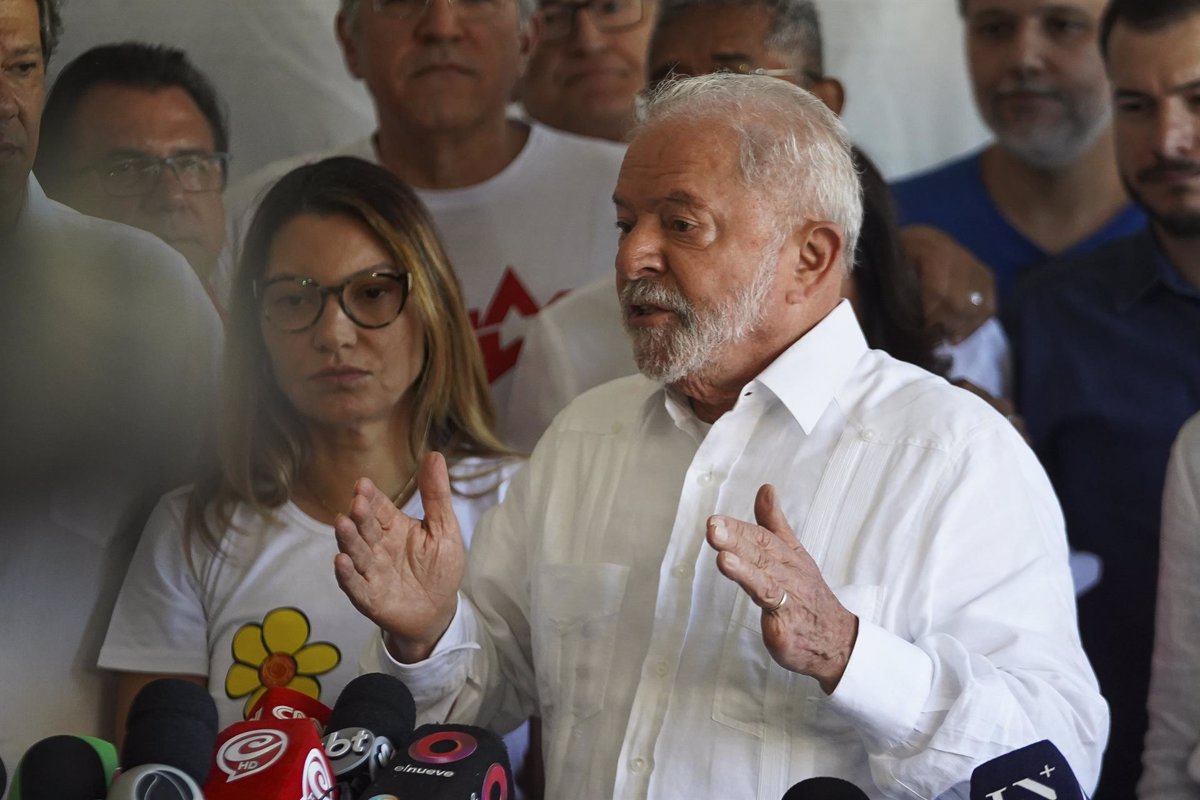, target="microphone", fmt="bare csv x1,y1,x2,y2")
322,673,416,798
783,777,870,799
109,679,219,800
204,717,335,800
10,735,118,800
362,723,511,799
969,740,1086,800
1,754,6,798
248,687,333,732
121,678,218,784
